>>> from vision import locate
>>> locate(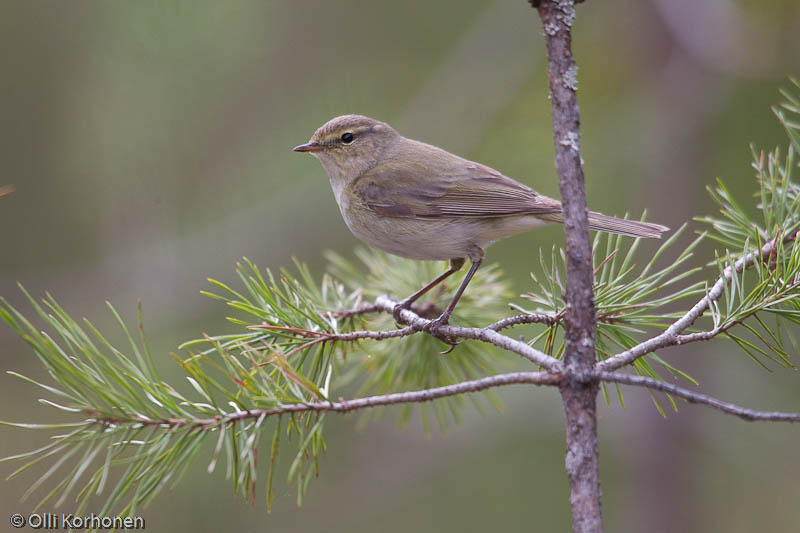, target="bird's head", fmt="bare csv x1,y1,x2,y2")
293,114,400,182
